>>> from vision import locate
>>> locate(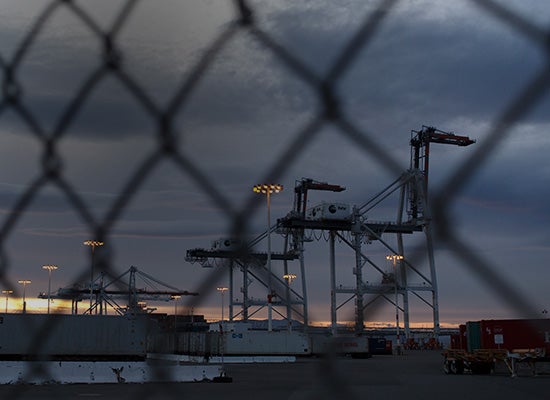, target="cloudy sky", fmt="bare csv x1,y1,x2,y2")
0,0,549,328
